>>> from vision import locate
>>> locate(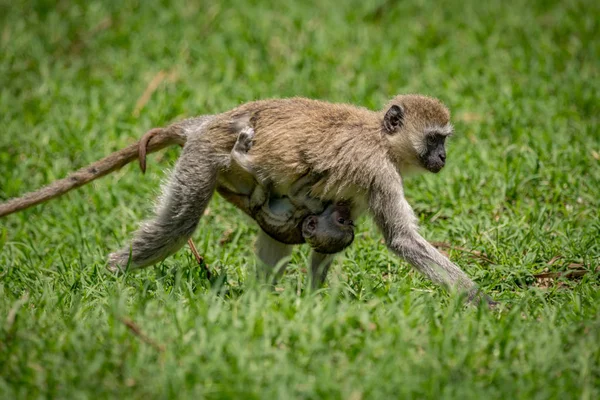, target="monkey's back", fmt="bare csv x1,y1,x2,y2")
230,98,390,196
